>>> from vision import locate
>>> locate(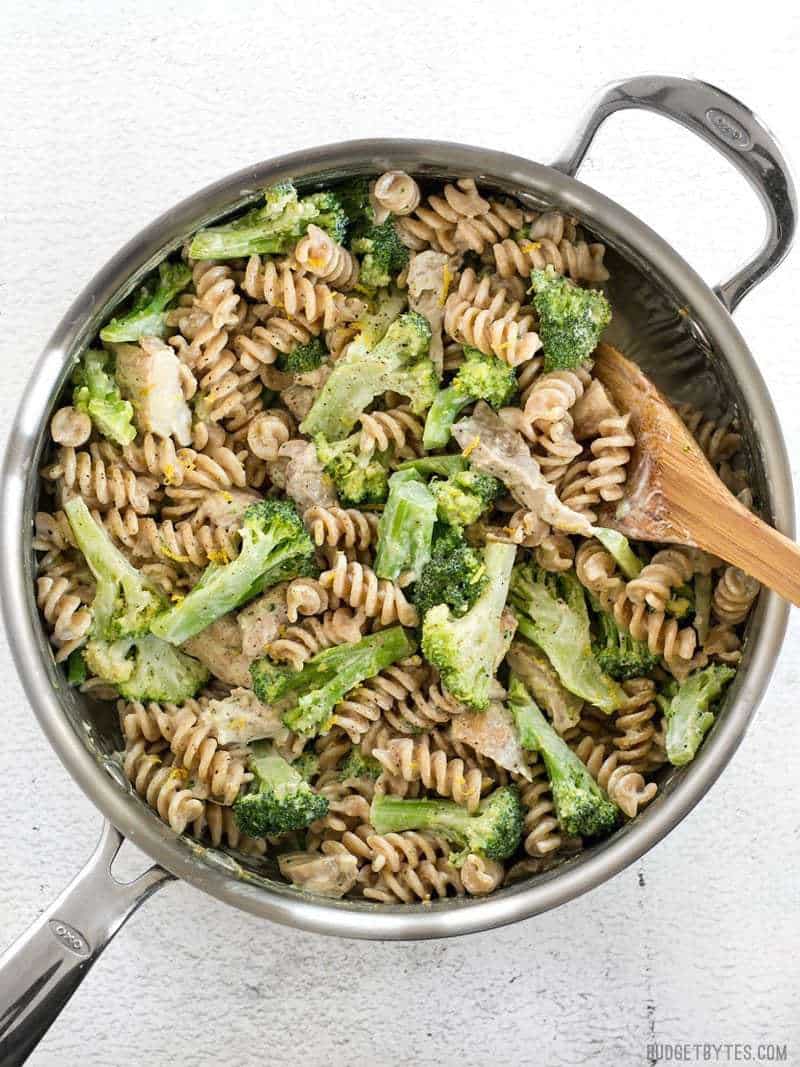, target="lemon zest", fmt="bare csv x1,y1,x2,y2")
462,435,480,458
